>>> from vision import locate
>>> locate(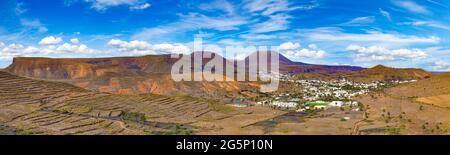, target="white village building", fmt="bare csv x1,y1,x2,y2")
271,101,298,108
